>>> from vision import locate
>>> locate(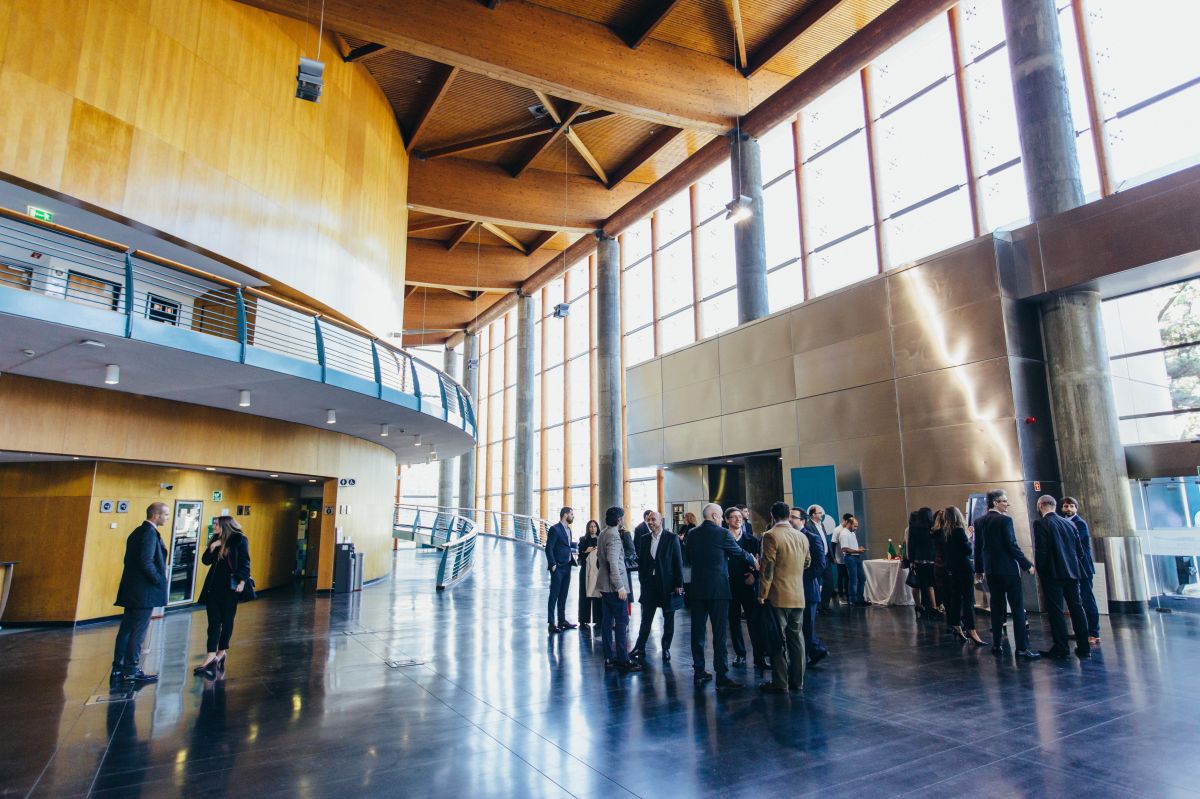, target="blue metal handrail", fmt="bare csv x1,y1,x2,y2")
399,503,550,547
0,208,476,439
393,504,479,590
